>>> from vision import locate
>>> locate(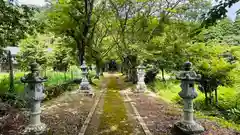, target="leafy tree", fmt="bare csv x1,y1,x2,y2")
48,37,75,71
188,42,237,106
202,0,240,27
46,0,95,65
16,34,49,71
0,0,36,50
175,0,212,22
84,1,113,78
196,17,240,45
